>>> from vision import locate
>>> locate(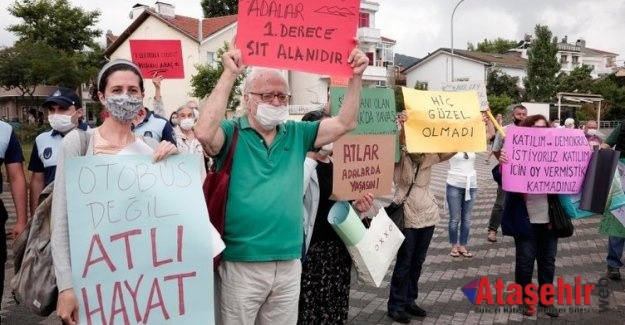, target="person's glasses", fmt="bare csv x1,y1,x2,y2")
249,92,291,103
